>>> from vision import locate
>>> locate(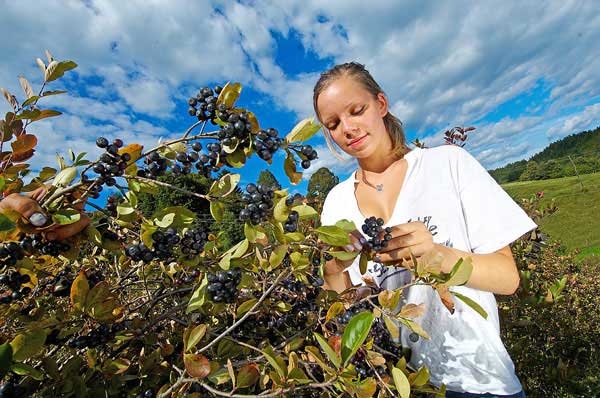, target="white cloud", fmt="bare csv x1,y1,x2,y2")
546,103,600,139
302,144,355,181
